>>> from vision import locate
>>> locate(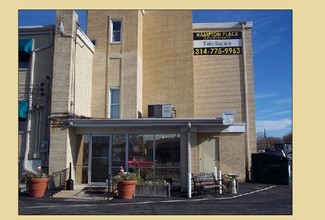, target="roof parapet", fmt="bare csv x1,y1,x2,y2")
193,21,253,30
